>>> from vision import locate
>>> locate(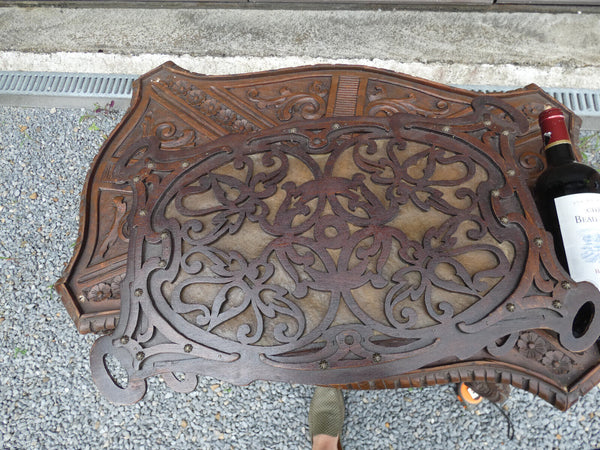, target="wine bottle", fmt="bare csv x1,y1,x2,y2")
533,107,600,291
